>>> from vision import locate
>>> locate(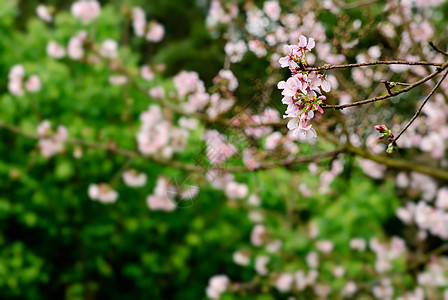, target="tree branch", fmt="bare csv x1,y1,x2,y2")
391,68,448,145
